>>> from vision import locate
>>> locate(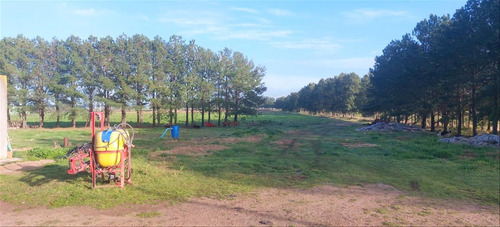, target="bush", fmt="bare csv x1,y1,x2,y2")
27,147,68,159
